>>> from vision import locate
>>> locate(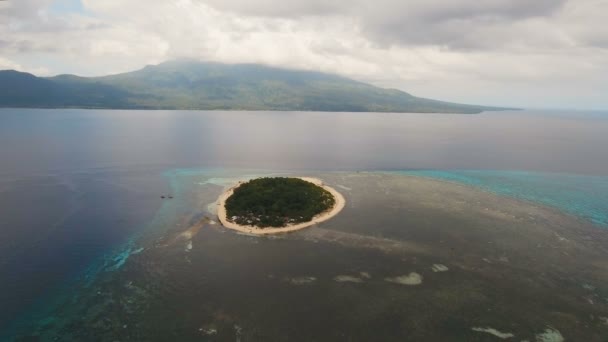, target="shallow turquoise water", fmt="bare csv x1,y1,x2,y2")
398,170,608,227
